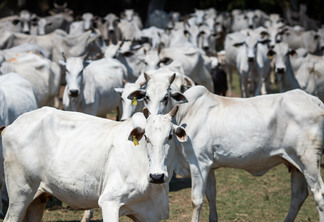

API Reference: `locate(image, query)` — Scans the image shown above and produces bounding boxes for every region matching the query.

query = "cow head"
[267,42,296,75]
[115,80,144,121]
[128,106,187,184]
[127,72,188,115]
[61,53,88,99]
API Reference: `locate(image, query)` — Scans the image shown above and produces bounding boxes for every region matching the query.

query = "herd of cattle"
[0,2,324,222]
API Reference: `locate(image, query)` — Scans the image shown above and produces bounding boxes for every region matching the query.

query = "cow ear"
[143,107,150,119]
[114,88,124,93]
[233,42,244,47]
[173,126,187,142]
[288,49,296,57]
[128,127,145,142]
[267,49,276,57]
[171,92,188,104]
[127,89,146,101]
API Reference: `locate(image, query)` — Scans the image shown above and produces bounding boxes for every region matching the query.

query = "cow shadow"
[169,176,191,192]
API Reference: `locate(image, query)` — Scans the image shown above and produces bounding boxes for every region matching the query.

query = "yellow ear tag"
[132,97,137,106]
[268,55,272,60]
[133,135,139,146]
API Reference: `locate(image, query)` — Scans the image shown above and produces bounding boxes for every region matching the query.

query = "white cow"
[160,46,214,91]
[292,53,324,101]
[267,42,300,92]
[62,54,126,117]
[0,52,61,107]
[2,105,187,222]
[280,26,320,54]
[0,72,38,218]
[225,30,270,97]
[69,12,95,35]
[174,85,324,222]
[0,29,105,64]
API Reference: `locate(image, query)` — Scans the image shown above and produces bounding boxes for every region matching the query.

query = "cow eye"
[163,95,168,101]
[168,134,172,140]
[144,96,150,102]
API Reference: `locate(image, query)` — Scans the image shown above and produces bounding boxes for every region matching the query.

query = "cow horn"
[168,105,179,118]
[62,52,67,62]
[169,73,176,84]
[122,79,127,85]
[144,72,151,83]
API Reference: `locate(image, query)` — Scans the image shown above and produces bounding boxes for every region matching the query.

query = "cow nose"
[248,57,255,62]
[149,173,165,184]
[276,68,286,74]
[69,89,79,97]
[248,25,253,29]
[203,46,209,51]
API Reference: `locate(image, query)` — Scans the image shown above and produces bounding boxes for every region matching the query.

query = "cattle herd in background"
[1,2,324,222]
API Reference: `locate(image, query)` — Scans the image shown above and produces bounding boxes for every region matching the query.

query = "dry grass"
[8,164,320,222]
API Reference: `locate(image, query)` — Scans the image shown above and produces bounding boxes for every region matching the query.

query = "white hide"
[2,106,186,221]
[0,52,61,107]
[160,46,213,91]
[62,56,126,117]
[175,85,324,222]
[0,72,38,218]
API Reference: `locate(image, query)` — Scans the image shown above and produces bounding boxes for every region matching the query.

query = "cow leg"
[81,209,93,222]
[284,167,308,222]
[225,67,233,97]
[191,166,209,222]
[100,201,120,222]
[205,169,217,222]
[301,161,324,222]
[22,193,50,222]
[3,190,36,222]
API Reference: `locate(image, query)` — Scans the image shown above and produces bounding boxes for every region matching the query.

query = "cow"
[224,29,270,97]
[292,53,324,101]
[0,72,38,218]
[267,42,300,92]
[0,28,105,65]
[159,46,214,91]
[280,26,320,54]
[101,13,122,44]
[0,52,61,108]
[69,12,95,36]
[118,9,143,41]
[174,85,324,222]
[120,9,143,29]
[115,80,145,121]
[61,54,126,117]
[1,105,187,222]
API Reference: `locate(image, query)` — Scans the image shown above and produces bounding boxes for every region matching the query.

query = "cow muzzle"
[149,173,165,184]
[69,89,80,97]
[248,57,255,62]
[276,67,286,74]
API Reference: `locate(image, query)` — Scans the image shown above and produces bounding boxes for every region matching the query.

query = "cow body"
[175,85,324,222]
[0,72,38,218]
[2,106,187,222]
[0,52,61,107]
[62,56,126,117]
